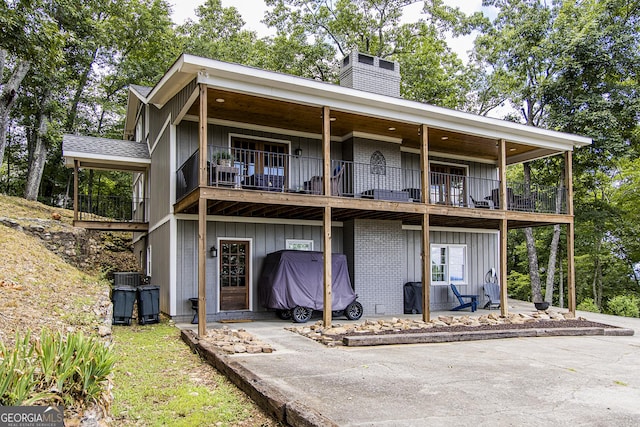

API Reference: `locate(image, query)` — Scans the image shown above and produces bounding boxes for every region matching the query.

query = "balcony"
[176,147,566,215]
[74,194,149,231]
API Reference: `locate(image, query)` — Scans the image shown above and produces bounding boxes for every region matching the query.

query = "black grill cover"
[258,250,356,311]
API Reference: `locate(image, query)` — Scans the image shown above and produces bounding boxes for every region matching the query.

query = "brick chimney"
[339,52,401,98]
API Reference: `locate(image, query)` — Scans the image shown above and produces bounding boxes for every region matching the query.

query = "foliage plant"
[606,295,640,318]
[0,329,115,409]
[576,298,600,313]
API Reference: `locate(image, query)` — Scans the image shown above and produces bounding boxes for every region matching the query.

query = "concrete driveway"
[182,302,640,426]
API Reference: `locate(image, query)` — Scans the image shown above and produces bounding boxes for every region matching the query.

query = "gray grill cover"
[258,250,356,311]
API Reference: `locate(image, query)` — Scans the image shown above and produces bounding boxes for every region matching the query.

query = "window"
[286,239,314,251]
[430,244,466,284]
[231,137,289,178]
[146,246,152,277]
[370,151,386,175]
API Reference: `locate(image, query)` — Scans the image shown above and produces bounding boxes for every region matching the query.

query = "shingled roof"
[62,134,150,170]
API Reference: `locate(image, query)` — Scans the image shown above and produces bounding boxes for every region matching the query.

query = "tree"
[262,0,474,106]
[470,0,640,305]
[0,0,63,177]
[7,0,177,200]
[177,0,260,65]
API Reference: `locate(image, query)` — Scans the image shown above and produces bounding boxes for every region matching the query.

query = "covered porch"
[62,134,150,232]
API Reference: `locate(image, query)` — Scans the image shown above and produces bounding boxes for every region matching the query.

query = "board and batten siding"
[149,129,171,224]
[403,228,499,310]
[174,219,344,321]
[148,221,171,315]
[149,78,197,141]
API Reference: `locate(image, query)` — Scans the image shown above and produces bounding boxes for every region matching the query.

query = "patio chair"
[450,284,478,312]
[305,164,344,196]
[483,282,501,309]
[470,195,493,209]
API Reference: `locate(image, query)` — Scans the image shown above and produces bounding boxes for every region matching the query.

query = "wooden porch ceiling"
[187,88,542,163]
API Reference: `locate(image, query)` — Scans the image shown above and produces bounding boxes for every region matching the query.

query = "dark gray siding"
[149,130,170,223]
[150,78,197,140]
[149,221,171,315]
[175,219,344,320]
[403,228,499,310]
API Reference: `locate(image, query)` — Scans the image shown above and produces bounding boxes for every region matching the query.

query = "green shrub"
[606,295,640,318]
[0,332,53,406]
[577,297,600,313]
[507,270,531,301]
[0,329,116,408]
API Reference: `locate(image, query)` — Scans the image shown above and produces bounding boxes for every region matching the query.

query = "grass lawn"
[111,321,278,426]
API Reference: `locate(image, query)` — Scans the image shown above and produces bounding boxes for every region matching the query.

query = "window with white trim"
[430,244,466,284]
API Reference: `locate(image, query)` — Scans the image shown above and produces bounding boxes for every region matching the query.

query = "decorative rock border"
[199,326,274,354]
[288,311,634,347]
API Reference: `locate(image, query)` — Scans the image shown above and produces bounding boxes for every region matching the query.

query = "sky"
[169,0,494,63]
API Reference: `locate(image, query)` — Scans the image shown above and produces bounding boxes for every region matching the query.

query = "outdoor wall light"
[295,148,303,156]
[210,246,218,258]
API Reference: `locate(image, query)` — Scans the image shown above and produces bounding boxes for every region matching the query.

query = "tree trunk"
[591,240,602,309]
[558,246,564,308]
[525,227,542,302]
[66,49,98,131]
[523,161,542,302]
[544,168,565,303]
[24,92,50,201]
[0,50,30,166]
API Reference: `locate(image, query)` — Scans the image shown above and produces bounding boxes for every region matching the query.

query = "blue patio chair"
[450,284,478,312]
[483,283,501,309]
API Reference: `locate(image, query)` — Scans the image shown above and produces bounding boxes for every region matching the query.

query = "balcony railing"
[78,194,147,222]
[175,147,567,214]
[429,172,499,208]
[504,182,567,214]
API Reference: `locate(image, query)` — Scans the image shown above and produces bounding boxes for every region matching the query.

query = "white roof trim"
[145,54,591,152]
[64,151,151,168]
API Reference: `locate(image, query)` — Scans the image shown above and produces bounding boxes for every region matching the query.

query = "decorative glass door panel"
[219,240,250,311]
[430,164,466,206]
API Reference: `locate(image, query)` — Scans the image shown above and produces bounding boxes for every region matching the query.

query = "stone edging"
[343,326,635,346]
[181,329,338,427]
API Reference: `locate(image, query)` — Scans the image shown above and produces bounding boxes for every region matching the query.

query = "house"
[62,52,591,335]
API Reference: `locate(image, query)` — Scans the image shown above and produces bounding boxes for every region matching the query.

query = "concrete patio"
[179,300,640,426]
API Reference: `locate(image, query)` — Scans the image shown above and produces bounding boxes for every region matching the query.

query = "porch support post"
[420,125,429,204]
[73,160,79,222]
[323,206,332,327]
[322,106,331,196]
[199,84,208,187]
[498,139,509,316]
[197,83,208,336]
[420,124,430,322]
[499,219,508,316]
[421,213,430,322]
[565,151,576,314]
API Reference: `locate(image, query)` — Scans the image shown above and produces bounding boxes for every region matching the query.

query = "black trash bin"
[403,282,423,314]
[112,285,137,325]
[137,285,160,324]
